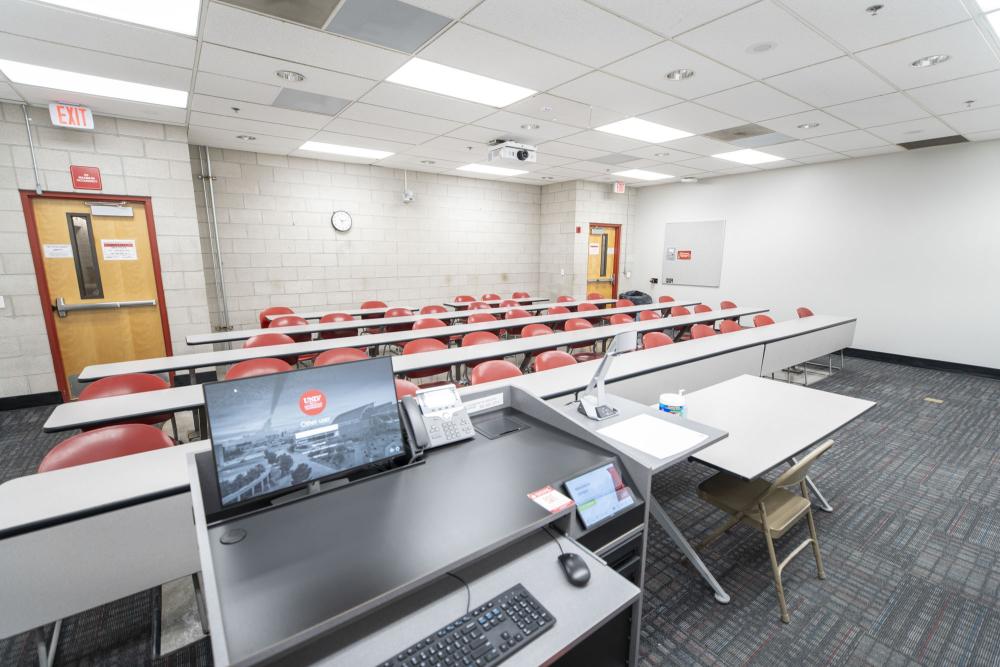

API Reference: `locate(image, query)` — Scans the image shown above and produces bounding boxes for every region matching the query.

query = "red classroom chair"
[225,358,292,380]
[244,332,297,365]
[468,313,497,324]
[720,320,743,334]
[578,303,600,316]
[512,291,531,299]
[797,307,815,318]
[461,331,502,374]
[533,351,577,372]
[360,300,388,311]
[639,310,661,321]
[38,423,173,473]
[259,306,293,329]
[470,360,522,385]
[670,306,691,317]
[565,318,602,362]
[720,300,737,309]
[402,338,451,386]
[318,313,358,340]
[557,296,575,303]
[468,302,491,310]
[268,315,311,343]
[615,299,634,308]
[482,293,502,301]
[420,305,448,315]
[78,373,171,429]
[413,317,449,345]
[609,314,634,325]
[693,304,712,314]
[395,379,419,399]
[642,332,673,349]
[691,324,716,339]
[504,308,531,337]
[587,292,602,300]
[658,296,675,304]
[499,299,520,308]
[522,324,553,337]
[547,305,571,329]
[453,295,476,307]
[315,347,369,366]
[754,314,776,327]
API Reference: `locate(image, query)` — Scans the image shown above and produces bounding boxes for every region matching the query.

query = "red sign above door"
[677,250,692,260]
[70,165,102,191]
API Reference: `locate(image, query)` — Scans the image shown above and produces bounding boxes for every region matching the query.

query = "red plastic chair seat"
[259,306,293,329]
[225,358,292,379]
[533,351,577,372]
[38,424,174,473]
[657,296,675,304]
[643,332,673,349]
[402,338,450,383]
[244,332,297,365]
[319,313,358,340]
[315,347,369,366]
[78,373,172,430]
[691,324,716,339]
[470,360,522,385]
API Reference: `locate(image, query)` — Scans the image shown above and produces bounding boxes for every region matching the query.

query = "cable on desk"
[543,526,566,555]
[445,572,471,614]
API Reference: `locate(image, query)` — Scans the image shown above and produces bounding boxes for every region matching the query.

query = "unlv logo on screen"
[299,390,327,416]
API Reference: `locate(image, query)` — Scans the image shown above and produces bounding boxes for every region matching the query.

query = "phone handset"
[400,385,475,454]
[400,395,430,461]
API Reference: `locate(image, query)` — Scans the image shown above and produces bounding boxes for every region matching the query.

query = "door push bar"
[54,296,157,318]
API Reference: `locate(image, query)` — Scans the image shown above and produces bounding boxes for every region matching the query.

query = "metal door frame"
[20,190,173,400]
[587,222,622,299]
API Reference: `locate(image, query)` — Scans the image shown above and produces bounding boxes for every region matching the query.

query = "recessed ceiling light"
[419,160,436,165]
[299,141,394,159]
[520,123,540,130]
[275,70,306,82]
[457,164,528,176]
[746,41,776,54]
[0,59,187,107]
[679,177,699,183]
[713,149,785,165]
[911,54,950,68]
[540,176,555,180]
[34,0,200,35]
[664,68,695,81]
[987,11,1000,35]
[236,135,256,141]
[976,0,1000,11]
[595,118,692,143]
[387,58,535,107]
[540,106,553,113]
[613,169,674,181]
[797,122,821,129]
[653,152,670,157]
[903,129,924,135]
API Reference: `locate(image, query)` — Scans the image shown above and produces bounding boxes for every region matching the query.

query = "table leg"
[648,498,730,604]
[788,456,834,512]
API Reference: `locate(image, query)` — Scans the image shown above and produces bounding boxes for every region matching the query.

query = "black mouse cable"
[543,526,566,555]
[444,572,471,615]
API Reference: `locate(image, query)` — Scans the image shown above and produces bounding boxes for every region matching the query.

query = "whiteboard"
[661,220,726,287]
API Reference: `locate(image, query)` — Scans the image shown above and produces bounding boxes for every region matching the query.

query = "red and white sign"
[677,250,692,260]
[612,181,626,194]
[70,165,102,190]
[299,390,327,416]
[101,239,138,261]
[49,103,95,130]
[527,486,575,514]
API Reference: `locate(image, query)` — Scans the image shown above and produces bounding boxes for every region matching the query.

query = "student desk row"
[282,296,559,322]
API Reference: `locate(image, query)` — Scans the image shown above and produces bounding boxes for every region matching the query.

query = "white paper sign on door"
[101,239,138,261]
[43,244,73,259]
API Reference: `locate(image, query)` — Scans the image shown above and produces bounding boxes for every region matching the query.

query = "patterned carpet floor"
[1,358,998,666]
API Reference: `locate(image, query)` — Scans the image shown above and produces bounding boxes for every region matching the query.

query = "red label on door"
[70,165,102,190]
[677,250,692,260]
[299,390,327,416]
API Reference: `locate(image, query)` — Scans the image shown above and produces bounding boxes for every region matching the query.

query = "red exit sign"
[49,103,94,130]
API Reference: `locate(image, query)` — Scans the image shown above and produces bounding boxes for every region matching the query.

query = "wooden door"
[23,193,171,399]
[586,224,620,299]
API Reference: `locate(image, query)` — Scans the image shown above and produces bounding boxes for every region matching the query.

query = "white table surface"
[267,305,417,321]
[688,374,875,479]
[443,296,550,307]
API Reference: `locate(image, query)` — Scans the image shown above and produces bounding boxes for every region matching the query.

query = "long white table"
[188,299,667,346]
[80,301,705,382]
[443,296,549,308]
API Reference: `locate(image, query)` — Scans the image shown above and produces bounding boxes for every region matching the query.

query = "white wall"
[625,140,1000,369]
[0,103,209,397]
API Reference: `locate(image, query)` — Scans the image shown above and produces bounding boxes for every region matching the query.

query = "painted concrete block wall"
[0,103,209,397]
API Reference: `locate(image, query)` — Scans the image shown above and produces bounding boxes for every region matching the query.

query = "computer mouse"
[558,552,591,587]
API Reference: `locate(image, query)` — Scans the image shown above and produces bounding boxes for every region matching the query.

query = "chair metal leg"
[649,498,730,604]
[805,508,826,580]
[788,456,834,512]
[191,572,210,635]
[35,619,60,667]
[169,415,179,442]
[759,506,790,624]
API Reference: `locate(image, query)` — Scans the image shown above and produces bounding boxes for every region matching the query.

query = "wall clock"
[331,210,353,232]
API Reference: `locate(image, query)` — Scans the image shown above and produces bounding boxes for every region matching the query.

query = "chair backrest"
[691,324,716,339]
[772,440,834,489]
[638,310,661,321]
[505,308,531,319]
[268,315,311,343]
[533,351,577,372]
[462,331,500,346]
[693,304,712,314]
[79,373,168,401]
[564,318,593,332]
[412,318,446,331]
[225,358,292,380]
[420,305,447,314]
[547,306,571,315]
[402,338,448,355]
[670,306,690,317]
[482,293,502,301]
[385,307,412,318]
[720,300,737,309]
[587,292,602,300]
[796,307,815,318]
[556,296,575,303]
[522,324,553,337]
[615,298,634,308]
[259,306,293,329]
[719,320,742,334]
[244,332,295,348]
[453,295,475,303]
[360,300,387,309]
[609,314,634,325]
[395,379,419,399]
[315,347,369,366]
[754,314,775,327]
[657,295,675,304]
[578,303,599,312]
[642,332,673,349]
[468,313,497,324]
[468,302,491,310]
[499,299,520,308]
[319,312,358,340]
[38,423,173,473]
[512,291,531,299]
[470,360,522,385]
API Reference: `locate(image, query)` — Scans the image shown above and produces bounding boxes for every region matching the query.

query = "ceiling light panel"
[386,58,536,107]
[978,0,1000,10]
[326,0,451,53]
[613,168,674,181]
[299,141,394,159]
[34,0,200,35]
[596,117,693,143]
[0,59,187,107]
[712,149,785,165]
[457,163,528,176]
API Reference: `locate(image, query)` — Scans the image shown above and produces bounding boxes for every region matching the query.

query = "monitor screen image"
[204,357,406,509]
[564,462,635,529]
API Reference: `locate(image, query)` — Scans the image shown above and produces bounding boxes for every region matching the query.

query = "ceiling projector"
[488,141,537,163]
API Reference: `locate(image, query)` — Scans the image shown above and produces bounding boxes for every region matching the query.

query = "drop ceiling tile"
[675,1,844,79]
[638,102,744,135]
[535,141,610,160]
[533,164,594,177]
[323,118,437,144]
[965,129,1000,141]
[650,163,704,177]
[187,111,317,139]
[191,94,332,128]
[289,148,388,165]
[621,144,700,162]
[940,104,1000,134]
[809,129,889,151]
[868,116,958,144]
[400,0,482,19]
[403,135,487,161]
[676,156,744,171]
[842,145,906,158]
[765,57,895,107]
[756,159,800,170]
[712,166,759,176]
[188,125,304,154]
[561,160,620,175]
[203,2,407,81]
[462,0,661,68]
[503,94,625,129]
[906,70,1000,115]
[373,154,464,172]
[361,83,495,123]
[559,130,648,152]
[307,131,412,154]
[197,44,375,100]
[761,140,832,159]
[760,110,857,138]
[587,0,758,38]
[603,41,751,99]
[14,84,188,124]
[779,0,973,52]
[446,125,506,143]
[826,93,928,127]
[0,83,23,102]
[194,72,280,105]
[326,0,450,53]
[1,0,196,68]
[417,24,589,91]
[549,72,680,116]
[338,103,461,135]
[473,111,582,143]
[796,152,849,164]
[660,135,737,155]
[697,82,811,121]
[856,22,1000,90]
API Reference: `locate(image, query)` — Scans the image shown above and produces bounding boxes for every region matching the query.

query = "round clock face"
[331,210,353,232]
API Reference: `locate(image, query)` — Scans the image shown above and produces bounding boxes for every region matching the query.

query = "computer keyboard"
[379,583,554,667]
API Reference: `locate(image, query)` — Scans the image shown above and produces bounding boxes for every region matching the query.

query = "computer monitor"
[204,357,407,513]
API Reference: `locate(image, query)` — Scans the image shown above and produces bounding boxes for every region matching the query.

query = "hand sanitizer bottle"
[659,389,686,417]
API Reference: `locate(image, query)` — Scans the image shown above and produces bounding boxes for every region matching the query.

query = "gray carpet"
[1,358,998,666]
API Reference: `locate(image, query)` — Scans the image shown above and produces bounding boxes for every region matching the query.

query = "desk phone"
[401,384,475,451]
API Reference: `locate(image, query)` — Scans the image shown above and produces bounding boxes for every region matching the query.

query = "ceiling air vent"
[221,0,345,28]
[897,135,968,150]
[705,124,794,148]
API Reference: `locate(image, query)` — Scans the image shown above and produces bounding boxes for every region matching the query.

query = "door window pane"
[66,213,104,299]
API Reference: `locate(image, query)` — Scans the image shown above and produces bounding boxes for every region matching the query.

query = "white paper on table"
[598,413,707,460]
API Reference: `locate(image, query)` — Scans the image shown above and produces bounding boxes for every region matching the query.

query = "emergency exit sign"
[49,103,94,130]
